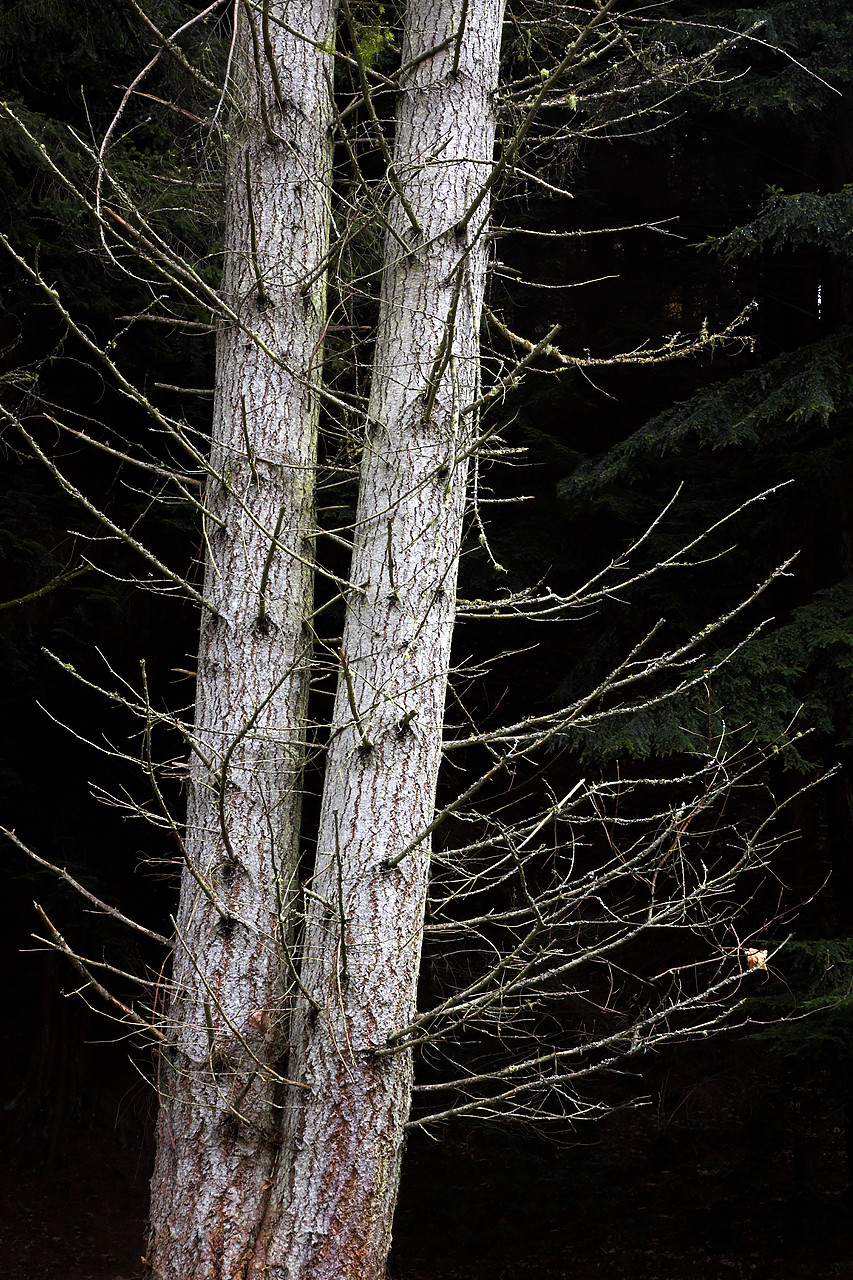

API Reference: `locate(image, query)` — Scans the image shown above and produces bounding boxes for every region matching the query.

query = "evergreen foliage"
[694,0,853,121]
[0,0,210,888]
[710,185,853,261]
[554,577,853,768]
[542,0,853,770]
[562,330,853,492]
[748,937,853,1067]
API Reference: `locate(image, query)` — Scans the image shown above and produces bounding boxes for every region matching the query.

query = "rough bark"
[248,3,506,1277]
[147,4,336,1276]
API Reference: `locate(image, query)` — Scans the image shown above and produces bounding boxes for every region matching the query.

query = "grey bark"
[247,3,506,1277]
[147,4,336,1276]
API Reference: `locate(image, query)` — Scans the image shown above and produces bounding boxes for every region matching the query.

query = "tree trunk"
[147,4,336,1276]
[249,4,505,1276]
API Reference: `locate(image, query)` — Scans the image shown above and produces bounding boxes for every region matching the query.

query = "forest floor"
[1,1036,851,1280]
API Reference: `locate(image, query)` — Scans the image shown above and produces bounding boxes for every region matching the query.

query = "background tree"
[549,0,853,1184]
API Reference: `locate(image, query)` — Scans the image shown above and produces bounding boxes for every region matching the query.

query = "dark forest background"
[1,2,852,1276]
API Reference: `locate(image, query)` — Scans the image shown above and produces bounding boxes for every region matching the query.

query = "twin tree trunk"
[148,2,505,1278]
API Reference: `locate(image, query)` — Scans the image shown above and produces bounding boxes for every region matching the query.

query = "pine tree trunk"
[249,4,505,1276]
[146,4,336,1276]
